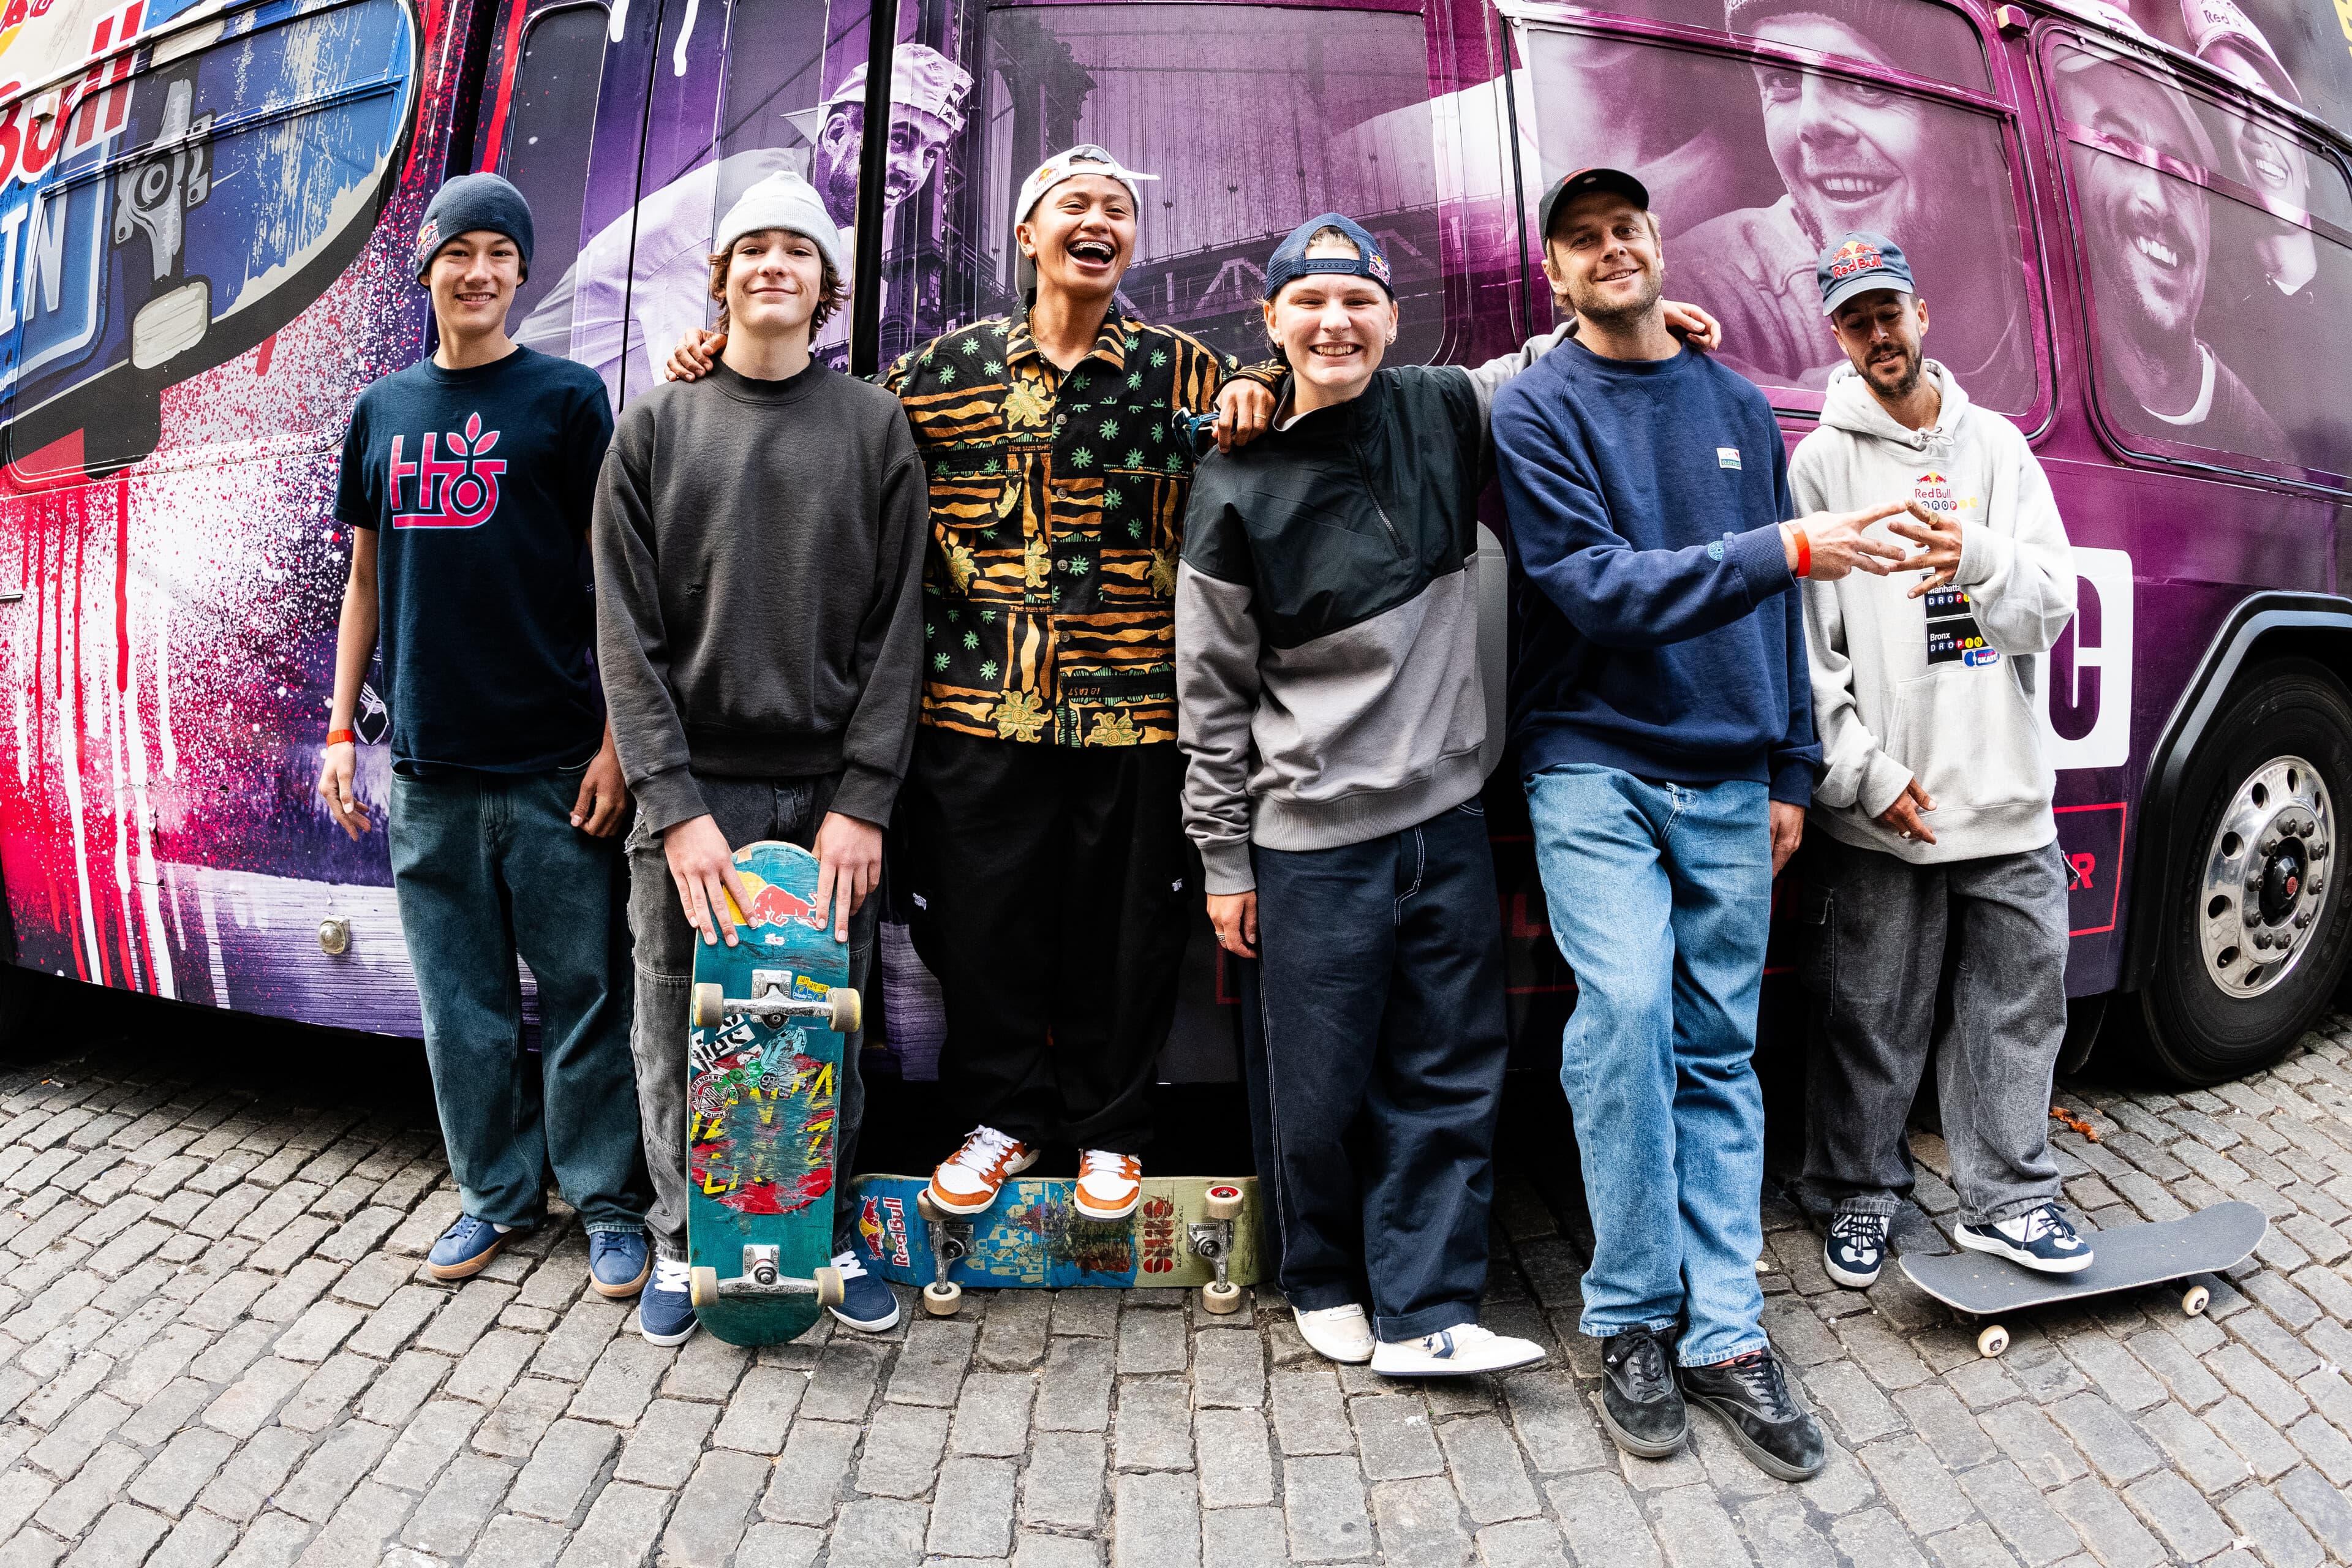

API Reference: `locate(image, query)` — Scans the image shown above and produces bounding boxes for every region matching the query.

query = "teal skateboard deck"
[1901,1200,2265,1358]
[684,840,861,1346]
[847,1172,1267,1316]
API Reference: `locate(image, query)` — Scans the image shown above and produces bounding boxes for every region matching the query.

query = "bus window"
[1570,0,1990,95]
[2051,40,2352,484]
[1512,13,2038,415]
[499,3,608,338]
[962,4,1444,366]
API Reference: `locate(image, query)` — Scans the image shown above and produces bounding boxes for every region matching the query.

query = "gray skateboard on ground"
[1901,1200,2266,1358]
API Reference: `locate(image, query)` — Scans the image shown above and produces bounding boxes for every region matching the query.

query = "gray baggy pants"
[625,772,873,1262]
[1799,836,2070,1227]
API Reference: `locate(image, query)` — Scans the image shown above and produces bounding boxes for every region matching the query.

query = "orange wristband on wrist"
[326,728,356,747]
[1791,527,1812,579]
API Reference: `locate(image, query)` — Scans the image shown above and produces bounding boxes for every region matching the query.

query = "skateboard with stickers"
[846,1173,1266,1316]
[682,840,862,1346]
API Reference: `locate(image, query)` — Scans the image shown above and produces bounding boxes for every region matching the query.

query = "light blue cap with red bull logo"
[1816,230,1915,317]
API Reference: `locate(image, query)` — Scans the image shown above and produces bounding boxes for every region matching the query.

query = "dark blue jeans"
[386,764,649,1234]
[1247,801,1509,1341]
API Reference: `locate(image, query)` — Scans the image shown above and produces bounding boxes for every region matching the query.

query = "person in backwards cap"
[665,146,1281,1229]
[317,173,653,1298]
[594,171,927,1346]
[1178,213,1727,1376]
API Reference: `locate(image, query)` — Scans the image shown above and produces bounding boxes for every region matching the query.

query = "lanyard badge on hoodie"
[1913,468,1996,668]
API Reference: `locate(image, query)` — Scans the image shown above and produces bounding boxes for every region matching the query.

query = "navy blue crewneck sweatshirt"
[1491,338,1817,804]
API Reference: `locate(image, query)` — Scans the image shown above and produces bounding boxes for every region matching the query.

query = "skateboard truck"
[687,1244,845,1311]
[690,970,861,1035]
[914,1191,974,1316]
[1189,1184,1246,1314]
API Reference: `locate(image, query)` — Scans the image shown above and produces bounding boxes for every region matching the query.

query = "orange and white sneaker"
[927,1126,1038,1215]
[1073,1150,1142,1221]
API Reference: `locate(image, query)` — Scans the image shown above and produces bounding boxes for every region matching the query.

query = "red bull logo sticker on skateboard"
[858,1194,912,1267]
[725,871,831,945]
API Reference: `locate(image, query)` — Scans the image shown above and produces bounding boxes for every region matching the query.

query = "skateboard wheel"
[814,1267,845,1310]
[829,987,862,1035]
[916,1191,945,1224]
[922,1281,962,1316]
[1202,1280,1243,1315]
[688,1266,718,1310]
[690,982,725,1030]
[1204,1185,1245,1222]
[2183,1284,2211,1316]
[1977,1324,2010,1358]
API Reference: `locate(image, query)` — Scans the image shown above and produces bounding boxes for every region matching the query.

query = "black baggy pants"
[1243,801,1510,1341]
[899,728,1191,1153]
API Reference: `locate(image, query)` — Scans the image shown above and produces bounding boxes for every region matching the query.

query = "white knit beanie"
[712,172,844,277]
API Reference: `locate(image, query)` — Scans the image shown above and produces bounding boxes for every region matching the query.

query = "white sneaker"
[1072,1150,1142,1221]
[1371,1323,1546,1378]
[1294,1304,1375,1364]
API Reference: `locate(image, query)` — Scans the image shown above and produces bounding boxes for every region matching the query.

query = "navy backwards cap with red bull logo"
[1536,167,1651,243]
[1264,213,1393,300]
[1815,230,1914,317]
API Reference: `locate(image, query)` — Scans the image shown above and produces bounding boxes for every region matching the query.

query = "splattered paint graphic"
[688,1021,835,1217]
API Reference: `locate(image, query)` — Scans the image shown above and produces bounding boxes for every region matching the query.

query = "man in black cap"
[317,172,652,1296]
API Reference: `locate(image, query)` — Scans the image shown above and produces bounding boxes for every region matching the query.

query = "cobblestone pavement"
[2,1019,2352,1568]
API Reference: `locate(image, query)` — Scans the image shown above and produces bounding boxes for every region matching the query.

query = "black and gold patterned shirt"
[885,312,1276,747]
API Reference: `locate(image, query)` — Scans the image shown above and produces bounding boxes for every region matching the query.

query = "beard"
[1864,340,1924,398]
[1569,263,1662,330]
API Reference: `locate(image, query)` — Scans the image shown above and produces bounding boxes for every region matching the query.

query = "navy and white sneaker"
[638,1258,699,1345]
[1823,1210,1888,1289]
[589,1231,651,1298]
[1956,1202,2094,1274]
[426,1215,511,1281]
[829,1251,901,1332]
[1370,1323,1546,1378]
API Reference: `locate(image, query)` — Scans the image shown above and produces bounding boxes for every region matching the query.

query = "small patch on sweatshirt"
[1717,447,1741,470]
[1706,530,1737,562]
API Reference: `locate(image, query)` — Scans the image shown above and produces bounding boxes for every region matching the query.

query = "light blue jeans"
[1524,763,1771,1366]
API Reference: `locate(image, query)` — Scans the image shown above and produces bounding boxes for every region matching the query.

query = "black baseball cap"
[1537,167,1651,242]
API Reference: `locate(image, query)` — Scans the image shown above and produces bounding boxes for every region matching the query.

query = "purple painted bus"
[0,0,2346,1090]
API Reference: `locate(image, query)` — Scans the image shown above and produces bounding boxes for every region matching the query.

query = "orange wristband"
[326,728,356,747]
[1791,527,1812,579]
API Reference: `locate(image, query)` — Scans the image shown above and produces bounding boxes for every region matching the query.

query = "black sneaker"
[1955,1202,2094,1274]
[1679,1348,1828,1480]
[1822,1210,1888,1289]
[1597,1325,1687,1458]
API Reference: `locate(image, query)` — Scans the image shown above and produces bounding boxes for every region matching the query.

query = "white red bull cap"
[1014,145,1158,294]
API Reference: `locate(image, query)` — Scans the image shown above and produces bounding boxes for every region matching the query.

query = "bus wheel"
[2143,659,2352,1084]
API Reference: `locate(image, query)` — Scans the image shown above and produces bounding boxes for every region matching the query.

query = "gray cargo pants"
[1799,835,2070,1227]
[625,771,874,1262]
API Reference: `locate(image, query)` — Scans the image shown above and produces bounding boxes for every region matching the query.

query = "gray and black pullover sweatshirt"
[593,358,929,835]
[1177,330,1567,895]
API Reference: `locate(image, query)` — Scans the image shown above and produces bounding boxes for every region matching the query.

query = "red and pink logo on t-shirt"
[387,412,504,528]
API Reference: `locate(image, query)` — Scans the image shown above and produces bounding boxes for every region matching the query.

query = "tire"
[2140,658,2352,1083]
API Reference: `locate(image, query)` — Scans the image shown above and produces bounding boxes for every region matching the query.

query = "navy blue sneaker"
[639,1258,698,1345]
[590,1231,650,1298]
[830,1250,900,1332]
[1956,1202,2094,1274]
[426,1215,510,1281]
[1823,1210,1888,1289]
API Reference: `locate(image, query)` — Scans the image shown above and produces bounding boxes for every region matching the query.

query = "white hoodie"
[1790,361,2076,864]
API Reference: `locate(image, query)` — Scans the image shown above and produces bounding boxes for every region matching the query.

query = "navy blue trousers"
[1240,801,1510,1341]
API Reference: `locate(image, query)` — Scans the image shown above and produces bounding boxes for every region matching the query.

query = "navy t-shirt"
[335,345,614,772]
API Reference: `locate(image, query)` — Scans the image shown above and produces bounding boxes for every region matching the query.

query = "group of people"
[317,132,2086,1482]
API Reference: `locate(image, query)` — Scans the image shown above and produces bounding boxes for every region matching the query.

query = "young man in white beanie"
[665,146,1279,1227]
[594,171,929,1343]
[1789,230,2089,1292]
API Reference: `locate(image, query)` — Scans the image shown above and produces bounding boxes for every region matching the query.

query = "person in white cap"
[592,170,930,1344]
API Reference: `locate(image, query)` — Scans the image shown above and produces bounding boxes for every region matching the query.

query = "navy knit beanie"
[414,173,534,283]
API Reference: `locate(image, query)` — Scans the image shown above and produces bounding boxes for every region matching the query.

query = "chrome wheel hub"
[2199,755,2331,998]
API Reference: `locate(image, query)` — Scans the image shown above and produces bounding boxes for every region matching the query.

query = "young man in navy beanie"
[318,171,654,1295]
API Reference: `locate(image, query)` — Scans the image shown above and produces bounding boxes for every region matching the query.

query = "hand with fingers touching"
[1660,298,1723,353]
[665,813,751,947]
[1876,778,1938,845]
[1888,505,1965,598]
[1207,891,1257,958]
[1215,379,1274,453]
[811,811,883,944]
[665,326,725,383]
[316,742,372,840]
[1781,499,1920,582]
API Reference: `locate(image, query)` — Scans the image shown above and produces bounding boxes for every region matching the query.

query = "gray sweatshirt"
[593,359,929,835]
[1790,361,2075,863]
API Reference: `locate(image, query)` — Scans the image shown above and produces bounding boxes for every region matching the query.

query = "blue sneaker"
[1956,1202,2095,1275]
[426,1215,511,1281]
[639,1258,698,1345]
[830,1250,900,1332]
[589,1231,650,1298]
